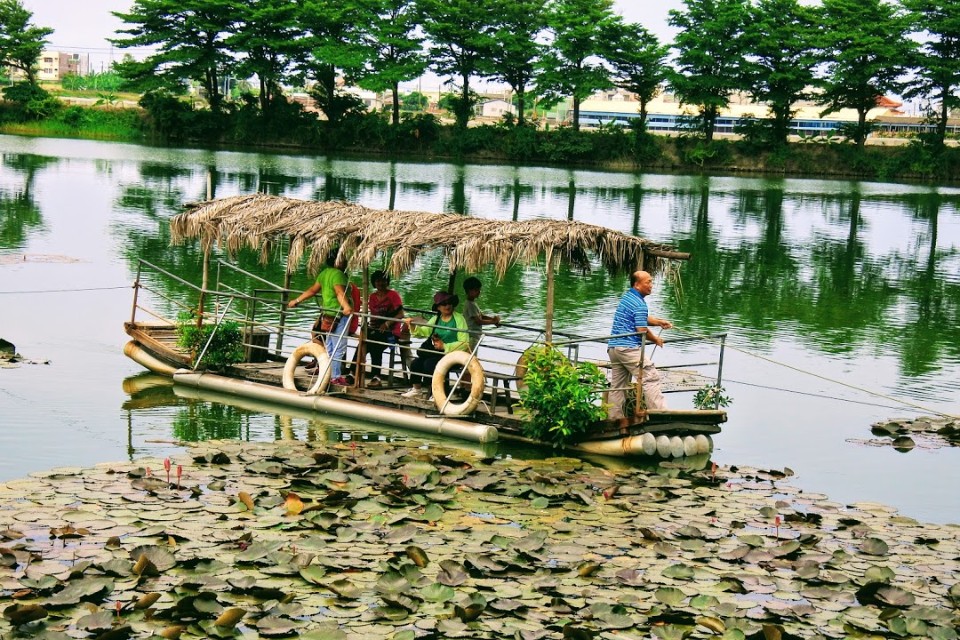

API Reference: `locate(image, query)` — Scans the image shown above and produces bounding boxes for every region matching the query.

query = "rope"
[0,286,131,294]
[723,378,907,411]
[672,327,957,419]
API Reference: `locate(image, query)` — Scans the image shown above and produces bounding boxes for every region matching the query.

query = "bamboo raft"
[122,194,729,458]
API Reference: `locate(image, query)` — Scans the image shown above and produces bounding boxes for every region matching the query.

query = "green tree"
[740,0,818,147]
[111,0,237,114]
[537,0,618,131]
[418,0,497,128]
[353,0,426,126]
[0,0,53,86]
[902,0,960,148]
[606,19,669,133]
[298,0,368,125]
[815,0,915,149]
[437,92,457,115]
[488,0,547,127]
[401,90,428,111]
[229,0,302,113]
[669,0,749,142]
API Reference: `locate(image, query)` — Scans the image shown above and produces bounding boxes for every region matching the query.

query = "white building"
[8,50,90,81]
[477,99,516,119]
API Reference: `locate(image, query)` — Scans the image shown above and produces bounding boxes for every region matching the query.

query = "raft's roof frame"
[170,193,690,279]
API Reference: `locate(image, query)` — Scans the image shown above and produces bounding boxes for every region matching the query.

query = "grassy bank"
[3,101,960,184]
[0,105,144,141]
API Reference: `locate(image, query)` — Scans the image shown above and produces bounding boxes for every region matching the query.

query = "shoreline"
[3,123,959,186]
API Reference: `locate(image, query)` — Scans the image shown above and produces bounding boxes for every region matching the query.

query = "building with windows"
[8,50,90,81]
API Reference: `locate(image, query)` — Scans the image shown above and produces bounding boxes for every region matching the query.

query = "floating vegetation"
[870,416,960,451]
[0,352,49,368]
[1,440,958,639]
[0,254,82,265]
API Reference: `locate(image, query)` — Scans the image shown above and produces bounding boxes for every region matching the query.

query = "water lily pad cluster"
[0,344,48,369]
[870,416,960,451]
[0,440,958,639]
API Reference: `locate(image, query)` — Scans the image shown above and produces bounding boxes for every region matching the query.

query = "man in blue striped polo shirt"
[607,270,672,419]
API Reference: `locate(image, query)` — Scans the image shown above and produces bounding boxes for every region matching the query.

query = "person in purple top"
[607,270,673,419]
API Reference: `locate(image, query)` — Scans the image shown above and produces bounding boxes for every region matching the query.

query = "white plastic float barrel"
[669,436,684,458]
[641,432,657,456]
[656,435,671,458]
[683,436,698,457]
[695,434,712,455]
[564,431,714,459]
[173,370,498,443]
[431,351,485,416]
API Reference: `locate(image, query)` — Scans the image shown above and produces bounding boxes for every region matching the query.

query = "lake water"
[1,134,958,523]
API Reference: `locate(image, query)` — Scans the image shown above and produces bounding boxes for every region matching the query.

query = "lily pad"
[859,537,889,556]
[654,586,687,606]
[422,583,456,603]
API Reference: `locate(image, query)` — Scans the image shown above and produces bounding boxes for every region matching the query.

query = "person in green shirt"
[288,252,354,384]
[400,290,469,398]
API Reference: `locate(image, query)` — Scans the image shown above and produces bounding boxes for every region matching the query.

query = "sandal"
[368,377,382,388]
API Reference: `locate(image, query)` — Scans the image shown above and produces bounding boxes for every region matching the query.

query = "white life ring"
[431,350,486,416]
[282,342,331,395]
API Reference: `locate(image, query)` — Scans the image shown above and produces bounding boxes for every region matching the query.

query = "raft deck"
[124,321,725,442]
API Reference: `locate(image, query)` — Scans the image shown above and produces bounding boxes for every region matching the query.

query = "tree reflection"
[896,192,960,376]
[445,165,468,214]
[0,153,55,249]
[95,153,960,379]
[172,402,247,442]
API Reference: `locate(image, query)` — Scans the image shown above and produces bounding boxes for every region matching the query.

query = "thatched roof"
[170,193,689,278]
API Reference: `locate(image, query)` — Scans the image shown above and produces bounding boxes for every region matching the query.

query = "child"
[462,276,501,352]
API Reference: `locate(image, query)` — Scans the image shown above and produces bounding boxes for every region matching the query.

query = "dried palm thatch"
[170,193,689,278]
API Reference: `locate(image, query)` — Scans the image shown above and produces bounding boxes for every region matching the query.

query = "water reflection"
[0,153,55,249]
[120,374,500,460]
[1,135,958,522]
[102,158,960,383]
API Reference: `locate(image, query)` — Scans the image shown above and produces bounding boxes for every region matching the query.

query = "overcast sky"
[21,0,683,75]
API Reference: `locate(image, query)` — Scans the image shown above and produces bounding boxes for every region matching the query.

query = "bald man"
[607,270,672,419]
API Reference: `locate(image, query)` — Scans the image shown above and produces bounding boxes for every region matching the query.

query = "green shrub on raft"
[176,313,244,369]
[518,345,608,447]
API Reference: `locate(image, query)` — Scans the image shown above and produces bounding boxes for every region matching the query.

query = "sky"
[21,0,684,76]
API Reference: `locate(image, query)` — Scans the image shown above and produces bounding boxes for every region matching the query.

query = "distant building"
[477,99,516,119]
[8,50,90,81]
[574,92,911,138]
[342,86,384,112]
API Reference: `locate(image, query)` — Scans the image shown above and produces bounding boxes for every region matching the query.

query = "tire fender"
[282,342,331,395]
[431,350,485,415]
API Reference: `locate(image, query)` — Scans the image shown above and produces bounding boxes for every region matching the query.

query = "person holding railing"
[462,276,500,352]
[400,291,469,398]
[607,270,672,419]
[287,250,353,385]
[363,270,404,388]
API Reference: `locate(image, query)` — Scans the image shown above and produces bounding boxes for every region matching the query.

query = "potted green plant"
[518,345,608,447]
[176,312,244,370]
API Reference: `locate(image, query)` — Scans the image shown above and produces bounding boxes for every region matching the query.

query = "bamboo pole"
[196,171,214,328]
[545,250,555,343]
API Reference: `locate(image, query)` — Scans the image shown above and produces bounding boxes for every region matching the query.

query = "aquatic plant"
[0,439,958,640]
